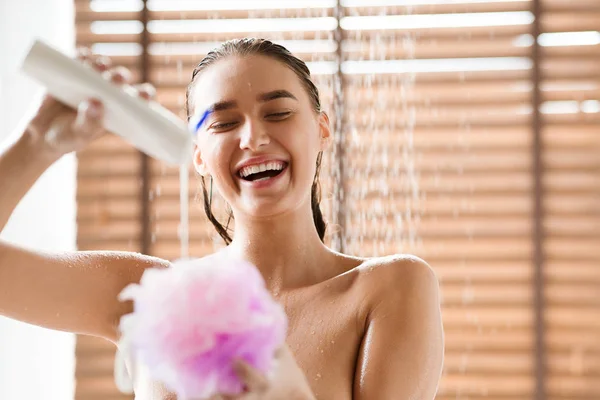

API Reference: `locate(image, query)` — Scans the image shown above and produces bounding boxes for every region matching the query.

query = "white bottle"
[20,39,193,165]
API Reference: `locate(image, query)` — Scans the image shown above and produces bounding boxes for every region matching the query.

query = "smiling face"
[190,55,331,218]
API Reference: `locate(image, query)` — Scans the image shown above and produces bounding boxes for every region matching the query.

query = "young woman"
[0,38,443,399]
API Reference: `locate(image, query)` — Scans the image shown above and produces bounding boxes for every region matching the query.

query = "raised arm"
[0,52,168,343]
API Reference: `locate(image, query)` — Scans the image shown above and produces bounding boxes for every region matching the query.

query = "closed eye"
[210,121,238,130]
[266,111,292,120]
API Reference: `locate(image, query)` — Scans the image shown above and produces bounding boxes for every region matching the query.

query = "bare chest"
[132,271,366,400]
[278,281,365,400]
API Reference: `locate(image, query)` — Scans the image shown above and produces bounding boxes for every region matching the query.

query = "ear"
[193,144,210,176]
[318,111,332,151]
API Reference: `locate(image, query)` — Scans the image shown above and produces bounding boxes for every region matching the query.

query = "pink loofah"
[117,255,287,399]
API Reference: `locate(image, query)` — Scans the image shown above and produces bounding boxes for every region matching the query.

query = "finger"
[102,66,131,85]
[73,98,104,136]
[233,359,269,393]
[92,55,112,73]
[76,47,92,62]
[76,48,96,70]
[75,47,111,73]
[134,83,156,101]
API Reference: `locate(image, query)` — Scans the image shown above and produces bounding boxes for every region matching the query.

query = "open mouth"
[237,162,288,182]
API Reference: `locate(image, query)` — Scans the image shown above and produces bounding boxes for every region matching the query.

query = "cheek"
[202,138,236,184]
[197,138,221,173]
[283,131,320,179]
[289,126,321,159]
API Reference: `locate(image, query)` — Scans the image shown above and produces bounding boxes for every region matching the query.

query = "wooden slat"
[343,37,531,60]
[544,0,600,12]
[77,239,141,251]
[345,1,531,16]
[547,377,600,396]
[147,30,334,43]
[77,31,143,45]
[541,11,600,32]
[437,374,533,396]
[147,8,335,20]
[442,284,532,306]
[76,11,141,23]
[542,58,600,80]
[542,44,600,62]
[342,24,531,40]
[77,198,140,222]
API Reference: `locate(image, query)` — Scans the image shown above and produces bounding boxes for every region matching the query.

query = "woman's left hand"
[226,345,315,400]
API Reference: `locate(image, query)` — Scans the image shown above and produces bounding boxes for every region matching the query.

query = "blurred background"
[0,0,599,399]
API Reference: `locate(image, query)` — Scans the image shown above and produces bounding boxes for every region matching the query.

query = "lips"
[238,163,288,184]
[233,163,288,190]
[238,160,287,181]
[235,156,287,176]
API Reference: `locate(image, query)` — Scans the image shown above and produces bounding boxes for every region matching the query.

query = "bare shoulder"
[354,254,440,310]
[357,253,436,283]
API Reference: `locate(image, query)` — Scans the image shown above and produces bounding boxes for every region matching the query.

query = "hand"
[224,345,315,400]
[25,47,155,159]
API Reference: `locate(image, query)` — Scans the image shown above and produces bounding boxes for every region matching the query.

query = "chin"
[234,192,310,221]
[239,200,292,219]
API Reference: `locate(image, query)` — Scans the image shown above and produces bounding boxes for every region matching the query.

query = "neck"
[226,200,333,293]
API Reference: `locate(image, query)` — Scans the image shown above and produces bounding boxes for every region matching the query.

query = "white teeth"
[240,161,285,178]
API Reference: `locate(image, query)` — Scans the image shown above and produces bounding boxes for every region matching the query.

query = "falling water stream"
[179,164,189,259]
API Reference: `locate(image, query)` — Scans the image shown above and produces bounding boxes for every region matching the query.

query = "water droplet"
[316,373,322,379]
[311,330,315,335]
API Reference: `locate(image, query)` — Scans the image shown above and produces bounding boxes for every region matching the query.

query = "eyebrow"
[206,100,237,113]
[257,90,298,102]
[205,90,298,114]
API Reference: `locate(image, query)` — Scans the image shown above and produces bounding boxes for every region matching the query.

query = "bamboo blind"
[73,1,600,399]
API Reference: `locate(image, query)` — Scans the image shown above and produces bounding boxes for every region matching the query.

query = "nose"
[239,120,270,151]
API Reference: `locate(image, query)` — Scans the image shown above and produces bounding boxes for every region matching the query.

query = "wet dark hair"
[185,38,327,245]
